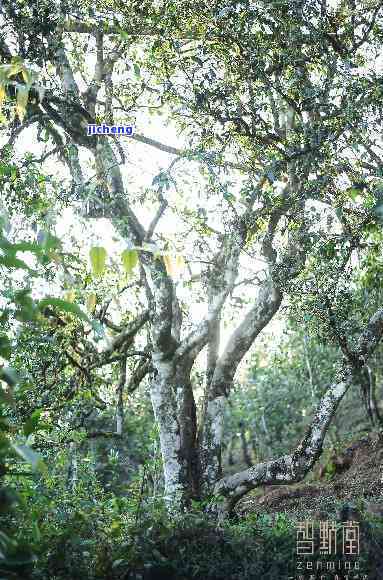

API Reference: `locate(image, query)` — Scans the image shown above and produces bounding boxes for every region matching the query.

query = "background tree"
[1,0,383,517]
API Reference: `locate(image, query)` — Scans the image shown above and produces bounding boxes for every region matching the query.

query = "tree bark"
[149,358,198,510]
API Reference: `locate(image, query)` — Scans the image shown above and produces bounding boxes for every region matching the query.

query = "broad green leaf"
[346,187,359,201]
[0,334,11,359]
[89,246,107,277]
[11,443,46,472]
[0,84,5,107]
[0,254,32,270]
[23,409,42,437]
[11,241,43,254]
[64,290,76,303]
[86,293,97,312]
[163,255,174,276]
[38,297,90,323]
[163,254,185,277]
[31,521,41,543]
[15,85,29,122]
[121,249,138,276]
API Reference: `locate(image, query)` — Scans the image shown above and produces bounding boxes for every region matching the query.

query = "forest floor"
[237,431,383,522]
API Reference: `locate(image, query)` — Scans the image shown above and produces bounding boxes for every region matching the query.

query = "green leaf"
[86,293,97,312]
[9,56,24,77]
[11,241,43,254]
[117,27,130,40]
[38,297,90,323]
[11,444,46,472]
[31,520,41,543]
[121,249,138,276]
[15,85,29,122]
[346,187,359,201]
[133,63,141,77]
[23,409,42,437]
[89,246,107,277]
[0,254,33,271]
[0,334,11,359]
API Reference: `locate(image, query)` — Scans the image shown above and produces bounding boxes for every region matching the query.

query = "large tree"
[1,0,383,515]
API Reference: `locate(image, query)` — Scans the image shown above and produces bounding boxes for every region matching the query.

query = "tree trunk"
[199,279,282,491]
[240,424,252,467]
[150,358,198,510]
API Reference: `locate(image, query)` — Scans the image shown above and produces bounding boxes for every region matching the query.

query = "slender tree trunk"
[367,366,383,427]
[227,436,235,466]
[67,441,78,491]
[250,432,258,461]
[239,424,252,467]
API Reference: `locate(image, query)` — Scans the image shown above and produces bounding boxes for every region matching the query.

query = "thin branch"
[131,133,250,173]
[116,352,127,435]
[99,310,149,360]
[145,193,168,241]
[127,359,153,394]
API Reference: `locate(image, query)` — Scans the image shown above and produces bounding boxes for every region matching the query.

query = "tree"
[1,0,383,516]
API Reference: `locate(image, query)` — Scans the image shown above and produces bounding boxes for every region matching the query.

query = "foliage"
[0,0,383,577]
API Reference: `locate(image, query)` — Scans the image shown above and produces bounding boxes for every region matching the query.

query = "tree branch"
[98,310,149,360]
[131,133,250,173]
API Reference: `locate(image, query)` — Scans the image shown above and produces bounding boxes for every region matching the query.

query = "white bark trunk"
[150,358,197,510]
